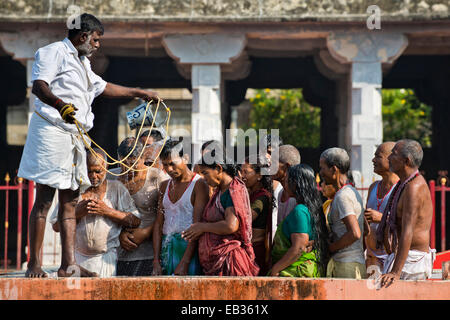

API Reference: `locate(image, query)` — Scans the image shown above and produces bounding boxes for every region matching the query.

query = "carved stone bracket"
[162,33,249,80]
[325,32,408,193]
[327,32,408,84]
[0,30,61,63]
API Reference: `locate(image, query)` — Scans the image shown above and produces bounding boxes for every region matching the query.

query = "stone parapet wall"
[0,0,448,22]
[0,277,449,300]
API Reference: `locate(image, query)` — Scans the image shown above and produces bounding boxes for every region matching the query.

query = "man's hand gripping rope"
[59,103,78,124]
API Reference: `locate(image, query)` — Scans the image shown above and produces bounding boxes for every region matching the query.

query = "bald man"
[72,148,141,277]
[364,142,399,273]
[378,140,435,287]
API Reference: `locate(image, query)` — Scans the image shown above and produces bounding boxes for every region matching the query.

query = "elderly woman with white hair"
[319,147,367,279]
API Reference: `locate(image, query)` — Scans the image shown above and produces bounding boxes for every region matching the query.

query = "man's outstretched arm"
[101,83,159,101]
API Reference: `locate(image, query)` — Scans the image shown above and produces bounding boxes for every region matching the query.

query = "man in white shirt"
[18,13,159,278]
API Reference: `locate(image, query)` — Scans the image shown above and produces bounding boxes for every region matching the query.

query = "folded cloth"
[18,112,91,193]
[383,248,436,280]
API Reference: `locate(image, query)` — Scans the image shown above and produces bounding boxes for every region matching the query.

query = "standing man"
[364,142,399,272]
[319,148,366,279]
[378,140,435,287]
[152,139,210,275]
[18,13,159,277]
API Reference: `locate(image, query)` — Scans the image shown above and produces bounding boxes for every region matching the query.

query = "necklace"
[385,171,419,221]
[375,181,396,211]
[330,182,352,208]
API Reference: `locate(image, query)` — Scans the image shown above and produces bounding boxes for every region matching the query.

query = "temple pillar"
[0,31,60,124]
[327,32,408,192]
[162,34,247,164]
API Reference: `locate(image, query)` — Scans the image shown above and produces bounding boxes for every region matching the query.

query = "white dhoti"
[75,248,117,278]
[383,248,436,280]
[18,112,91,192]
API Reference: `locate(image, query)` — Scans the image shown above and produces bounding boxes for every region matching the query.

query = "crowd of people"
[16,13,435,288]
[47,129,434,287]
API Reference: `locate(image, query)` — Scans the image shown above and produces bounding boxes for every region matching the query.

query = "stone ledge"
[0,14,449,23]
[0,0,449,22]
[0,277,448,300]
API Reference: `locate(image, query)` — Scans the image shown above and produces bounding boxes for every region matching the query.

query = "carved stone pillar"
[327,32,408,191]
[163,34,247,164]
[0,31,61,124]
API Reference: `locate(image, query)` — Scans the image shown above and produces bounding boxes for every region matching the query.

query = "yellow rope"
[71,97,171,177]
[76,98,158,165]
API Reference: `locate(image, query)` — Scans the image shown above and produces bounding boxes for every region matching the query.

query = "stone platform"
[0,276,449,300]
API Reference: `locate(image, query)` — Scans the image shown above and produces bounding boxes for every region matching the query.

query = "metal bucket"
[126,101,168,130]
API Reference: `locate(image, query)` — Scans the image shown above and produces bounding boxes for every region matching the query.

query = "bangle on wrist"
[53,98,62,108]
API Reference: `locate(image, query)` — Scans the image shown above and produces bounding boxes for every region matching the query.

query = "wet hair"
[201,140,221,153]
[199,148,239,178]
[320,147,350,174]
[264,134,283,149]
[117,137,144,159]
[245,154,275,210]
[287,164,329,273]
[279,145,301,166]
[139,129,164,143]
[68,13,104,39]
[397,139,423,168]
[87,147,107,166]
[160,137,184,160]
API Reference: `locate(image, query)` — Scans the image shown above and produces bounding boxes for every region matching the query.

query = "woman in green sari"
[269,164,329,277]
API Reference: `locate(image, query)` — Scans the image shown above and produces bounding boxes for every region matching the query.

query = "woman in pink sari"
[182,150,259,276]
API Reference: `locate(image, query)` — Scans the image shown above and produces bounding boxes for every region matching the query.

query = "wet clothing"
[160,174,202,275]
[114,168,169,262]
[271,205,321,278]
[108,166,169,276]
[198,178,259,276]
[74,180,140,277]
[250,189,272,275]
[116,259,153,277]
[160,233,202,275]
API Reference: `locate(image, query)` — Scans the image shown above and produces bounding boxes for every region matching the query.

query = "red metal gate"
[429,177,449,251]
[1,173,35,272]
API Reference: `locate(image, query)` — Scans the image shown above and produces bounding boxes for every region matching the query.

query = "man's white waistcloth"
[383,248,436,280]
[75,249,117,278]
[18,112,91,193]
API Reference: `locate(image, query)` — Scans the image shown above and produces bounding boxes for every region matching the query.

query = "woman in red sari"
[241,156,274,275]
[181,150,259,276]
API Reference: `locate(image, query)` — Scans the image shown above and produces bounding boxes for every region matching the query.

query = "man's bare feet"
[25,263,48,278]
[57,264,98,277]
